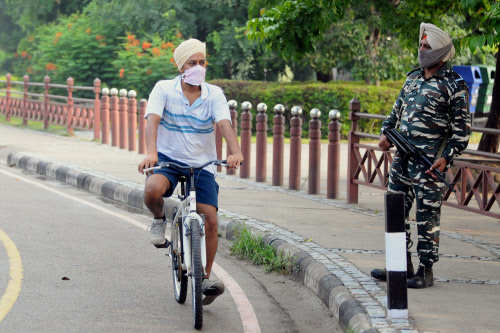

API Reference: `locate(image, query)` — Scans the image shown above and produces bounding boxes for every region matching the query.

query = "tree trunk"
[477,48,500,153]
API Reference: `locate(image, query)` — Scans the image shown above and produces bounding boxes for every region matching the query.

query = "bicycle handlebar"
[143,159,230,173]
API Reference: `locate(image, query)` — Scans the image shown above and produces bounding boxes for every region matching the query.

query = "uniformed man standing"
[371,23,471,288]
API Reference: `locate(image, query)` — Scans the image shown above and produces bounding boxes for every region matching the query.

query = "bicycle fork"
[182,191,207,276]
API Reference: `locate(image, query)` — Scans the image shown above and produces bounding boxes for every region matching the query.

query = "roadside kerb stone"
[0,150,418,333]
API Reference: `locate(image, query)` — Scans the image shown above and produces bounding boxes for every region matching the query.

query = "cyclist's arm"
[138,114,161,173]
[217,119,243,167]
[146,114,161,156]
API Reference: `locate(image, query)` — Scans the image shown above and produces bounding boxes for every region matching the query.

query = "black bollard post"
[385,191,408,319]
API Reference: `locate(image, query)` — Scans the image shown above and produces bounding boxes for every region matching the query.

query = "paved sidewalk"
[1,124,499,333]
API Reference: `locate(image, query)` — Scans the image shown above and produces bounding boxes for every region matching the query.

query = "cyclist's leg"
[192,169,219,277]
[144,153,180,245]
[144,174,171,218]
[144,153,180,218]
[196,203,218,277]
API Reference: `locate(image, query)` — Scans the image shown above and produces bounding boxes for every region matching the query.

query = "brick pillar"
[138,99,147,154]
[289,106,302,190]
[272,104,285,186]
[308,108,321,194]
[227,100,238,175]
[240,101,252,179]
[110,88,119,147]
[327,109,341,199]
[93,78,101,141]
[128,90,137,152]
[101,88,110,144]
[255,102,267,182]
[66,77,74,136]
[347,98,361,204]
[119,89,128,149]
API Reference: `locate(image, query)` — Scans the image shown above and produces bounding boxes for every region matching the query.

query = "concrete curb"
[1,150,378,333]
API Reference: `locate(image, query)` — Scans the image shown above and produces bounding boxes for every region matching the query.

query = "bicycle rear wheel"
[190,220,203,330]
[170,217,187,304]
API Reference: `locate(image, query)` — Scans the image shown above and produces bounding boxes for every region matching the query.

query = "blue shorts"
[152,153,219,210]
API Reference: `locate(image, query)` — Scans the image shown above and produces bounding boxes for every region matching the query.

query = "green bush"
[210,80,400,138]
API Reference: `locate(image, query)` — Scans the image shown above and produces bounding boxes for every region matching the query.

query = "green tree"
[170,0,286,80]
[4,0,91,32]
[0,0,25,71]
[247,0,416,83]
[248,0,500,151]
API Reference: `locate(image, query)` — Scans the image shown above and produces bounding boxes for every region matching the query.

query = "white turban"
[419,23,455,62]
[173,39,206,71]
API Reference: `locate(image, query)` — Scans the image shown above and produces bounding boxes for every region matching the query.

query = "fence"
[0,74,100,136]
[347,100,500,218]
[1,74,499,218]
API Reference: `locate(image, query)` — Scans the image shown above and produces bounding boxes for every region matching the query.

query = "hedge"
[210,80,401,138]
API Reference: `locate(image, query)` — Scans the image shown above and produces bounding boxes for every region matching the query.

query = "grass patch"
[0,114,69,136]
[230,228,294,274]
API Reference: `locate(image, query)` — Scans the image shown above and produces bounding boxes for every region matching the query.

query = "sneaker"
[202,278,225,305]
[150,218,166,246]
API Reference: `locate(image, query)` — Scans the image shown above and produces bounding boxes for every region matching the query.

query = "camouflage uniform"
[381,64,471,267]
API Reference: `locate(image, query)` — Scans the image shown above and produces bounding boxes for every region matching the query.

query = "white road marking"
[213,263,261,333]
[0,167,261,332]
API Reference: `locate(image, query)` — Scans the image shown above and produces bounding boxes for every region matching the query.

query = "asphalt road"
[0,165,340,333]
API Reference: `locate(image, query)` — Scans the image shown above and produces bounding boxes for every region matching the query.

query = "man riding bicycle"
[138,38,243,305]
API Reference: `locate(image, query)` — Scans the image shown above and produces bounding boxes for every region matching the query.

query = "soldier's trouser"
[388,156,443,267]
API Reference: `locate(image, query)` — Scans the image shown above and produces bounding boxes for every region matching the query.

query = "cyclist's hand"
[227,152,243,169]
[138,153,158,175]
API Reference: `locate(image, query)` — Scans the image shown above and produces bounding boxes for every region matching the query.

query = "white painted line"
[213,263,261,333]
[0,168,148,232]
[0,228,23,323]
[0,167,261,332]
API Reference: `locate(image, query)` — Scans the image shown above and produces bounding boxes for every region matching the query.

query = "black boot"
[371,252,414,281]
[407,265,433,288]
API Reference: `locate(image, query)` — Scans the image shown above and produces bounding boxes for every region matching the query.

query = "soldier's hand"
[378,134,391,151]
[138,153,158,175]
[426,157,447,179]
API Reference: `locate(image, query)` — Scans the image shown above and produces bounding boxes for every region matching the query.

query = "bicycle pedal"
[154,240,171,249]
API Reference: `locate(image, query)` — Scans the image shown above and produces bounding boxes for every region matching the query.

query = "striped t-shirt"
[145,76,231,174]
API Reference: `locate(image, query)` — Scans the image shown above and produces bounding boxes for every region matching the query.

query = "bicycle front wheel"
[191,219,203,330]
[171,218,187,304]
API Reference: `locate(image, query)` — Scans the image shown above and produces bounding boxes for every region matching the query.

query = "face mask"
[418,43,452,69]
[182,65,206,86]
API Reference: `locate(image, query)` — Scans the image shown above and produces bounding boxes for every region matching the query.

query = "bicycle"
[144,159,228,330]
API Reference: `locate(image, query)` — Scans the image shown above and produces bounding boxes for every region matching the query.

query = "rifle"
[383,128,454,191]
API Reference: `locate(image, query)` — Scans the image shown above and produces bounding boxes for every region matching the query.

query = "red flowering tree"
[111,33,181,97]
